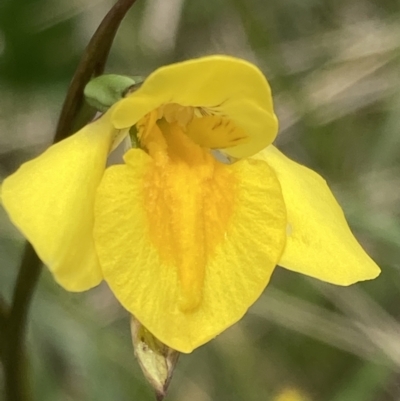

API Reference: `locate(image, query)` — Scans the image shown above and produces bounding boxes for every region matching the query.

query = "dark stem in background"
[0,296,9,360]
[3,1,139,400]
[4,245,41,401]
[55,0,139,141]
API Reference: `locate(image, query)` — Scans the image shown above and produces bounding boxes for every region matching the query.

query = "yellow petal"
[185,115,249,149]
[94,149,286,353]
[111,55,278,158]
[254,145,380,285]
[1,115,120,291]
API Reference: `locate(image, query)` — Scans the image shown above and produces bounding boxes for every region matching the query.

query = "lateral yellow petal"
[94,150,286,353]
[111,56,278,158]
[255,145,380,285]
[1,115,119,291]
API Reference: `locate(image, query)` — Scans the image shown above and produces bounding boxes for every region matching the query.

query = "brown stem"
[55,0,139,142]
[0,296,9,360]
[4,244,41,401]
[3,0,139,400]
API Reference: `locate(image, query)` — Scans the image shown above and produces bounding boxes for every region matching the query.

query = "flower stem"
[2,0,139,399]
[4,244,40,401]
[55,0,139,142]
[0,296,9,360]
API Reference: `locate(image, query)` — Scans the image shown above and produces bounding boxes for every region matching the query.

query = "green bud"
[84,74,144,112]
[131,317,180,400]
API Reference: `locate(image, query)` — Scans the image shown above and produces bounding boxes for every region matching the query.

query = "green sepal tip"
[84,74,144,112]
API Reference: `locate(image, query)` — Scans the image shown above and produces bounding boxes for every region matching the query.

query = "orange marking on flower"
[185,115,249,149]
[140,115,237,312]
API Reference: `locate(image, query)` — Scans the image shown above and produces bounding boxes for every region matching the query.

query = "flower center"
[152,103,249,149]
[137,105,238,312]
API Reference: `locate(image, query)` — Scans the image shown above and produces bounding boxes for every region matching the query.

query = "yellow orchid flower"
[1,55,380,353]
[274,388,309,401]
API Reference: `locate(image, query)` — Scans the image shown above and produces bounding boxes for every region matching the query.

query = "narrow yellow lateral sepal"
[255,145,380,285]
[1,116,119,291]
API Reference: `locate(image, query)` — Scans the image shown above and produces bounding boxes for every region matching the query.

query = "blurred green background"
[1,0,400,400]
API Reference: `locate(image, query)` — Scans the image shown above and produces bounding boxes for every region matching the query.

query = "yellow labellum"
[94,102,287,352]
